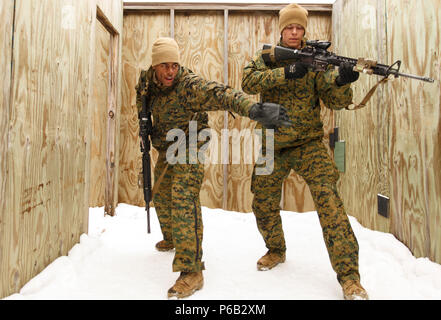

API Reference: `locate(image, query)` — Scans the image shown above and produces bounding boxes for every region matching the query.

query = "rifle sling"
[346,76,391,111]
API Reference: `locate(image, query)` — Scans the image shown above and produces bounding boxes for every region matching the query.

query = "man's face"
[153,62,180,87]
[281,24,305,49]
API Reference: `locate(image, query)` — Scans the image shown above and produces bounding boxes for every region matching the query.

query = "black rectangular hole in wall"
[378,194,390,218]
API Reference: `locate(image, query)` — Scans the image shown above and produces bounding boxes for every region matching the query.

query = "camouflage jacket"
[242,39,353,149]
[136,66,254,151]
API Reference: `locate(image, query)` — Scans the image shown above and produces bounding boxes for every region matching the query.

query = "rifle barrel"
[146,207,151,233]
[392,71,435,83]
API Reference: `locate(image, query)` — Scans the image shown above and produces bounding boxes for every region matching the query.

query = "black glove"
[249,103,292,130]
[284,62,309,80]
[335,62,360,86]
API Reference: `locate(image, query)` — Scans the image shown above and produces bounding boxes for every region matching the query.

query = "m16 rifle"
[139,92,153,233]
[262,40,434,82]
[262,40,434,109]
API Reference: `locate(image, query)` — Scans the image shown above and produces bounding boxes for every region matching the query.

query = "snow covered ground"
[4,204,441,300]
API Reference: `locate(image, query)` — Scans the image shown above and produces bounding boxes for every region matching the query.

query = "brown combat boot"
[257,251,286,271]
[155,240,174,252]
[342,280,369,300]
[167,271,204,299]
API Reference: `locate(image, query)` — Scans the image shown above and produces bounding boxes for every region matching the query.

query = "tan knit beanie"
[151,37,181,66]
[279,3,308,33]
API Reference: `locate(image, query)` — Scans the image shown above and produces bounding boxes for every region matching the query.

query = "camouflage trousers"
[153,151,205,273]
[251,138,360,285]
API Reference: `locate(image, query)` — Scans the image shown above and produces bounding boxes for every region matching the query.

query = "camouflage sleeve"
[135,70,148,114]
[316,66,354,110]
[241,50,286,95]
[182,73,254,118]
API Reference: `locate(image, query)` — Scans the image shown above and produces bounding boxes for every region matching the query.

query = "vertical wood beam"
[0,0,16,298]
[222,9,229,210]
[170,9,175,38]
[84,3,97,231]
[105,31,120,216]
[96,5,120,216]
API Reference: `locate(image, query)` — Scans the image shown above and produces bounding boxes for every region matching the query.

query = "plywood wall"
[0,2,15,289]
[386,0,441,263]
[0,0,123,298]
[119,7,333,213]
[333,0,441,264]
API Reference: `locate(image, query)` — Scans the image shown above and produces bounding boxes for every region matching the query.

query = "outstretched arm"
[183,73,254,117]
[182,73,291,129]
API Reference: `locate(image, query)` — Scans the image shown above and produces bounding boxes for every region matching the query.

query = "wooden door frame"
[96,6,120,216]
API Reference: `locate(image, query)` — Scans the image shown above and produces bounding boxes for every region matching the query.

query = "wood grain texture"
[97,0,124,32]
[0,0,123,298]
[386,0,441,262]
[2,0,92,296]
[89,20,110,208]
[95,2,124,216]
[105,32,121,216]
[0,0,14,299]
[119,13,170,207]
[333,0,441,264]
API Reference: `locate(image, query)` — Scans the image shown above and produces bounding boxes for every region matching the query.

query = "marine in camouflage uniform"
[136,65,254,273]
[136,37,290,298]
[242,4,368,299]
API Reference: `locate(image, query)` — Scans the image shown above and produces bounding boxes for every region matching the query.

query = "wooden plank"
[84,3,98,237]
[0,0,15,299]
[0,0,124,299]
[124,2,333,12]
[105,32,120,216]
[386,0,441,262]
[223,9,229,210]
[97,0,124,32]
[95,3,124,214]
[333,0,441,265]
[3,0,92,296]
[170,9,175,37]
[97,5,119,35]
[90,19,110,208]
[94,6,122,216]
